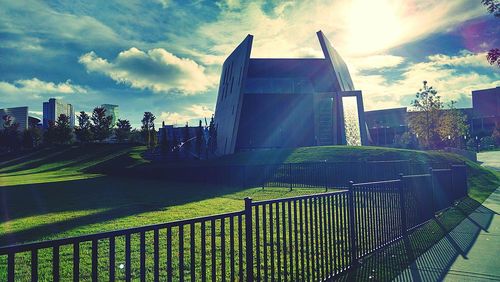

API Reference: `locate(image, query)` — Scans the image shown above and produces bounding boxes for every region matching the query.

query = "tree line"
[0,106,218,158]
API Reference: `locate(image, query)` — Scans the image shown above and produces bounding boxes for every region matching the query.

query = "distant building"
[213,31,368,155]
[101,104,119,127]
[0,106,29,131]
[365,107,408,146]
[471,86,499,135]
[43,98,75,128]
[363,86,499,146]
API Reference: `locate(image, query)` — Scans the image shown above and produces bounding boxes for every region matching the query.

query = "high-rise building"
[213,30,368,155]
[0,107,29,131]
[101,104,119,127]
[43,98,75,128]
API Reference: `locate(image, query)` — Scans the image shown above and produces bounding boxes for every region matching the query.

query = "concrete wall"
[213,35,253,155]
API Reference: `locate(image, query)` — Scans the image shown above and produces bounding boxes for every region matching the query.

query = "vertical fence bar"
[7,252,14,282]
[263,205,268,281]
[230,216,235,282]
[92,239,98,282]
[276,202,281,282]
[201,222,207,282]
[110,237,116,282]
[238,215,243,281]
[211,219,216,282]
[167,227,173,282]
[244,198,254,282]
[221,219,226,282]
[140,232,146,282]
[125,234,131,282]
[399,174,408,237]
[154,229,159,282]
[347,181,358,267]
[191,223,196,282]
[255,206,261,281]
[282,201,287,281]
[288,201,293,281]
[73,243,79,282]
[53,246,60,282]
[179,226,184,282]
[31,249,38,282]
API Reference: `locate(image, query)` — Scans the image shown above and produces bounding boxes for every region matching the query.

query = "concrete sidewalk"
[394,188,500,281]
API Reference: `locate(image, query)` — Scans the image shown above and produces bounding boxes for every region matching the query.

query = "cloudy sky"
[0,0,499,127]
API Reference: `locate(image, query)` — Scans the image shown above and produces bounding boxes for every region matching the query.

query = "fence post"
[244,197,254,282]
[347,181,358,267]
[324,163,328,191]
[289,163,293,191]
[398,174,408,237]
[429,167,435,215]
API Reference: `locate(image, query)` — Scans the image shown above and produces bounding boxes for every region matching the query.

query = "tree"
[0,115,21,151]
[129,129,144,144]
[208,116,217,155]
[54,114,73,144]
[141,112,156,148]
[115,119,132,143]
[75,111,93,144]
[22,127,42,149]
[492,117,500,146]
[487,48,500,67]
[195,120,204,157]
[482,0,500,17]
[482,0,500,67]
[408,81,443,149]
[183,122,191,156]
[172,130,180,159]
[43,120,58,145]
[91,107,113,142]
[159,127,170,154]
[437,101,469,148]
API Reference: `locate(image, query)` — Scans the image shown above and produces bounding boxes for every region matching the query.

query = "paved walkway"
[395,152,500,281]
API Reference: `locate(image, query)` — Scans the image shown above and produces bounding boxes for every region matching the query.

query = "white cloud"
[199,0,485,58]
[350,55,405,71]
[0,78,87,101]
[159,104,214,126]
[79,48,218,94]
[354,51,500,110]
[0,0,120,48]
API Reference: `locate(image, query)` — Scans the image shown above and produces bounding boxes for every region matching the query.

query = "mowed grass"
[0,144,325,245]
[0,145,328,280]
[1,145,499,280]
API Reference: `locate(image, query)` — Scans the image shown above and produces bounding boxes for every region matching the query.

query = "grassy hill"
[0,144,498,246]
[0,144,498,280]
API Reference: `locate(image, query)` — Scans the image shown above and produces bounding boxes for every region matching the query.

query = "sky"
[0,0,499,128]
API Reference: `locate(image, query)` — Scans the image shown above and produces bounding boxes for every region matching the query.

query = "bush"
[480,136,495,151]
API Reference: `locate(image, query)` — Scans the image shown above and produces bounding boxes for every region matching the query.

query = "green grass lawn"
[0,144,498,281]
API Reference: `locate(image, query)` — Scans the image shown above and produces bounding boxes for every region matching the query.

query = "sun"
[344,0,404,55]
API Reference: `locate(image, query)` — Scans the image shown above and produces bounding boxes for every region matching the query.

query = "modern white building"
[43,98,75,128]
[101,104,119,127]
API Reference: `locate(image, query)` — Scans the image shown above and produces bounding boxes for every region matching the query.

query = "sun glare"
[344,0,404,55]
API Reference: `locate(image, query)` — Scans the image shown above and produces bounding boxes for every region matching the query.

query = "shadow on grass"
[337,197,496,281]
[0,175,251,246]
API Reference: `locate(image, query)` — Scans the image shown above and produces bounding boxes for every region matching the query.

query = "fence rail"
[149,160,463,189]
[0,164,468,281]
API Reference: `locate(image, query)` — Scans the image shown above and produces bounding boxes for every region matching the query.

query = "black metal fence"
[147,160,460,189]
[0,165,468,281]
